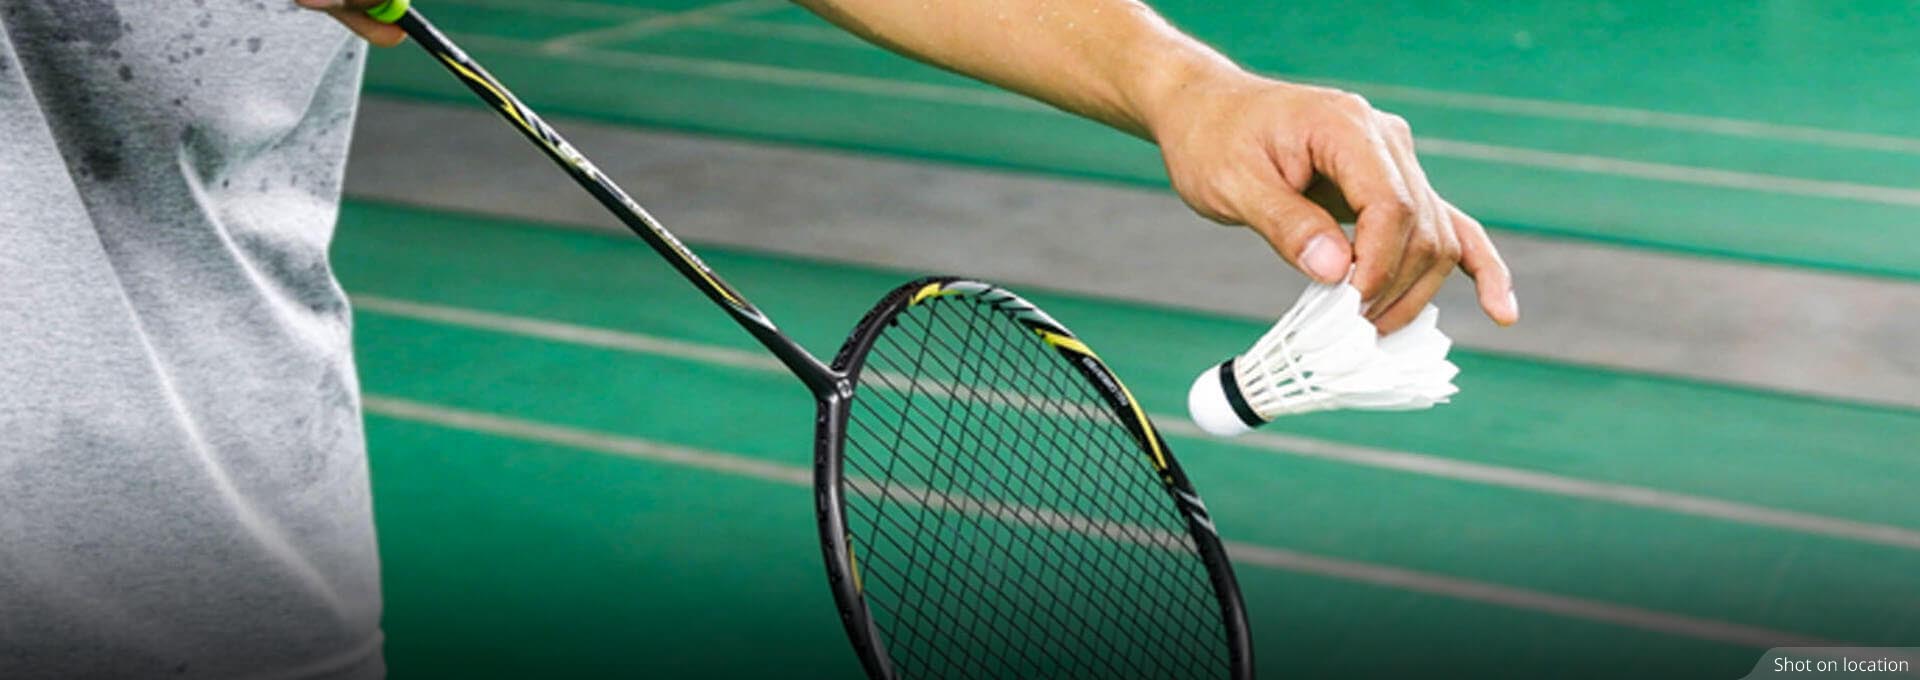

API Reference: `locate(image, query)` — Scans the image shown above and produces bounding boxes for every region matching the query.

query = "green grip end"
[365,0,411,23]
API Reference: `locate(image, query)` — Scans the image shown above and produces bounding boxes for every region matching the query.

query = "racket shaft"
[384,9,838,394]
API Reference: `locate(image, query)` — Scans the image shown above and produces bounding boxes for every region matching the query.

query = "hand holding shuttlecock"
[1187,281,1459,436]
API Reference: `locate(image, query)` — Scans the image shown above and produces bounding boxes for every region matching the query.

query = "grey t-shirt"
[0,2,382,678]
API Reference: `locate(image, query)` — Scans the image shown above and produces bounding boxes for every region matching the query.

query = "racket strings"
[856,355,1121,676]
[849,337,1218,680]
[922,299,1222,615]
[888,307,1191,677]
[918,304,1226,641]
[850,318,1141,677]
[947,307,1230,674]
[911,306,1144,519]
[840,294,1233,679]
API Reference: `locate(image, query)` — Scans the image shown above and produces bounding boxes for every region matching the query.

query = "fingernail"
[1300,235,1347,283]
[1501,290,1520,325]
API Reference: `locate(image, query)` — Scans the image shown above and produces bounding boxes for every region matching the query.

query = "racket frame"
[372,7,1251,678]
[817,277,1253,680]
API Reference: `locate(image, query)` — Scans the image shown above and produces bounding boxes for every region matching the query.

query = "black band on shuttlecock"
[1216,359,1264,429]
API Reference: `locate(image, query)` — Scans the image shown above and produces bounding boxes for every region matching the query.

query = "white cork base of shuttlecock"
[1187,361,1256,437]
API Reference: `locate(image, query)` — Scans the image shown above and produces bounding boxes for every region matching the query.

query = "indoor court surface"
[342,206,1919,679]
[334,1,1920,678]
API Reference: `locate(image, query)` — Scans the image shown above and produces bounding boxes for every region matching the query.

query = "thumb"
[1238,187,1352,284]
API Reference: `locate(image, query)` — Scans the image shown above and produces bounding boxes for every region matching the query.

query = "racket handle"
[365,0,411,23]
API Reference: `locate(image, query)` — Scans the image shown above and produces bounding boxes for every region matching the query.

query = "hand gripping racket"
[365,3,1253,678]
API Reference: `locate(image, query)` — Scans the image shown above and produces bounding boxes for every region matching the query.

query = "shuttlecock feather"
[1187,282,1458,436]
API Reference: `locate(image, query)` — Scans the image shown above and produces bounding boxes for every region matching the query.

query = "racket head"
[814,277,1252,680]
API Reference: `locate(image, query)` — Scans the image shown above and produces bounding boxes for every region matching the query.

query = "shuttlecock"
[1187,282,1458,436]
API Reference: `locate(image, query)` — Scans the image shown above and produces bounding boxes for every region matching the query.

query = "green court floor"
[338,200,1920,678]
[362,0,1920,279]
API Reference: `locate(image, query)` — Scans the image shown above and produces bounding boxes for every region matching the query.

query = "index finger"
[1449,202,1520,326]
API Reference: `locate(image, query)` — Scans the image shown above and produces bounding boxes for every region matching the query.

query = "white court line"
[1422,138,1920,207]
[447,34,1920,208]
[1150,419,1920,551]
[539,0,790,52]
[354,296,783,373]
[1300,78,1920,156]
[426,0,1920,154]
[361,395,1842,650]
[351,294,1920,552]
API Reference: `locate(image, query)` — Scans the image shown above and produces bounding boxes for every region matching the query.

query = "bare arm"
[795,0,1517,330]
[301,0,1517,330]
[796,0,1219,140]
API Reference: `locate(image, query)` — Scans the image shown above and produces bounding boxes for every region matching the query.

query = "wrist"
[1119,34,1249,141]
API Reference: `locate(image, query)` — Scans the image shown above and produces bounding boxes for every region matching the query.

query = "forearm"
[792,0,1242,139]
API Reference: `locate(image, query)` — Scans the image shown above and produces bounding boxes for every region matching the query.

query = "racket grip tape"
[365,0,411,23]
